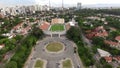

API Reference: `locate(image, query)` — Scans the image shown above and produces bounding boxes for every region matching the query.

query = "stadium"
[39,18,77,37]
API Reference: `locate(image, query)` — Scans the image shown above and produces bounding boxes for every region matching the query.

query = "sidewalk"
[70,40,85,68]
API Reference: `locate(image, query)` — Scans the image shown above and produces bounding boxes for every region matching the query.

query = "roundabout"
[45,42,64,53]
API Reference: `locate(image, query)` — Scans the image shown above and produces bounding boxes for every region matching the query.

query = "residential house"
[86,26,108,39]
[12,22,24,33]
[104,56,113,63]
[115,36,120,43]
[21,26,31,35]
[113,56,120,63]
[104,40,119,48]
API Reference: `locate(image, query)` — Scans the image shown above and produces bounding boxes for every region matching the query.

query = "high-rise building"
[77,3,82,10]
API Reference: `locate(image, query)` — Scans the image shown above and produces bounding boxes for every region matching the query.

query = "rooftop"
[115,36,120,41]
[97,48,111,57]
[40,22,50,30]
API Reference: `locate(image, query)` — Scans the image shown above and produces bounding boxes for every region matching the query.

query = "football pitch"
[50,24,64,31]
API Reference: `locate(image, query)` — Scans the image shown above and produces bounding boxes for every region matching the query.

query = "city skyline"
[0,0,120,8]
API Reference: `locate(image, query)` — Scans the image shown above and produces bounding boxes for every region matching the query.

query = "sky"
[0,0,120,7]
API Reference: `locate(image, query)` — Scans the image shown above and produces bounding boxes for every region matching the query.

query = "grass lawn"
[62,59,72,68]
[50,24,64,31]
[34,60,44,68]
[46,42,63,52]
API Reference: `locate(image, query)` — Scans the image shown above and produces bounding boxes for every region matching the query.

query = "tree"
[29,18,34,22]
[66,26,81,42]
[92,37,104,46]
[30,27,44,39]
[6,61,17,68]
[107,31,120,40]
[100,57,106,64]
[103,63,112,68]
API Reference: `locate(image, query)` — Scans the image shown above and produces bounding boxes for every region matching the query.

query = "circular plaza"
[45,42,65,53]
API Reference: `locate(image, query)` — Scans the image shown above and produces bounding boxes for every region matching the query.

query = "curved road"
[26,37,82,68]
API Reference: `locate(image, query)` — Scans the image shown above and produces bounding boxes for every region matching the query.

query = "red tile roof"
[115,36,120,41]
[13,22,23,30]
[85,26,108,39]
[104,56,112,62]
[104,40,118,46]
[86,32,96,39]
[21,26,31,35]
[113,56,120,61]
[40,22,50,30]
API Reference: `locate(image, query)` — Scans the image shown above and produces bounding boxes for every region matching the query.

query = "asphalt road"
[26,37,82,68]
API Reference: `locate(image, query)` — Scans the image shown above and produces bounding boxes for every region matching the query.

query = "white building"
[68,18,77,26]
[97,48,111,57]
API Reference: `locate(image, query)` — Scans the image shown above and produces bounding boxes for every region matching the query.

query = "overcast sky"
[0,0,120,7]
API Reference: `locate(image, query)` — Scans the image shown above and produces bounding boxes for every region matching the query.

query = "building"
[51,18,65,24]
[40,22,50,30]
[115,36,120,42]
[97,48,111,57]
[86,26,108,39]
[113,56,120,63]
[77,3,82,10]
[104,56,113,63]
[68,18,77,26]
[104,40,120,48]
[0,13,4,18]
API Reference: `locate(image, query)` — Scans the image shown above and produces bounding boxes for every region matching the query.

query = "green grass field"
[62,59,72,68]
[46,42,63,52]
[34,60,44,68]
[50,24,64,31]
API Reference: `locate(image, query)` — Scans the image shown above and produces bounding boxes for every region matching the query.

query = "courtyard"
[27,37,81,68]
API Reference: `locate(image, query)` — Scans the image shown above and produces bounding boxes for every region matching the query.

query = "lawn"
[34,60,44,68]
[62,59,72,68]
[46,42,63,52]
[50,24,64,31]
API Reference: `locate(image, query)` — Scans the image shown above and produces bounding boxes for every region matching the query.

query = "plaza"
[45,42,64,53]
[26,37,81,68]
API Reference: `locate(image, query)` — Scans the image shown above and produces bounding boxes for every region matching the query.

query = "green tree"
[92,37,104,46]
[107,31,120,40]
[29,18,34,22]
[66,26,81,42]
[103,63,112,68]
[6,61,17,68]
[30,27,44,39]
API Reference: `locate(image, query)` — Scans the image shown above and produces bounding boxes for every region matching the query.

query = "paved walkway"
[25,37,83,68]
